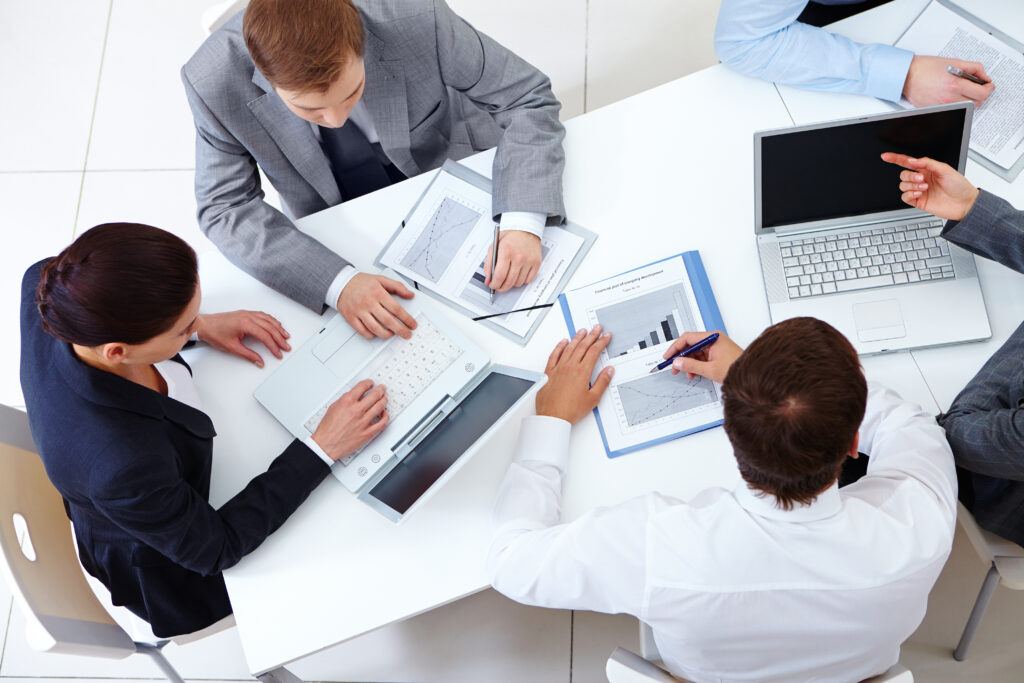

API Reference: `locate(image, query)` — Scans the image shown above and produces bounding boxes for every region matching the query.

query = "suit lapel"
[361,30,419,177]
[248,68,342,207]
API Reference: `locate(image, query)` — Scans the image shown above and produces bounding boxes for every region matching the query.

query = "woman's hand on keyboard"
[338,273,417,340]
[311,380,389,461]
[536,326,615,425]
[881,153,980,221]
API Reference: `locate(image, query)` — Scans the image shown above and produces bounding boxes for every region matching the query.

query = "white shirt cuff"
[499,211,547,239]
[303,435,335,467]
[326,266,359,310]
[515,415,572,470]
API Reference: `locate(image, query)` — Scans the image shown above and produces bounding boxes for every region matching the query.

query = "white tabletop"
[186,0,1018,673]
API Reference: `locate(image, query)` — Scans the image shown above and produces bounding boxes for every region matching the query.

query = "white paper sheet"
[561,257,723,454]
[379,168,586,338]
[896,1,1024,170]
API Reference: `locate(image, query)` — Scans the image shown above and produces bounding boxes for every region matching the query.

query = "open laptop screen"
[760,107,967,229]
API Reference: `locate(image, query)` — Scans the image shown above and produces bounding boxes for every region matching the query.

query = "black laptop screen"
[760,107,966,229]
[367,371,534,516]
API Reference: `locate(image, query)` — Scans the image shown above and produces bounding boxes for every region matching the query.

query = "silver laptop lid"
[753,102,973,235]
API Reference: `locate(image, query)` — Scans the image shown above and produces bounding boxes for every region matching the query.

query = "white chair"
[606,621,913,682]
[953,501,1024,660]
[201,0,249,35]
[0,404,301,683]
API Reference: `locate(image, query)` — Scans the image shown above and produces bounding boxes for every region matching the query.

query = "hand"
[311,380,389,461]
[902,55,994,106]
[881,152,980,221]
[535,325,615,424]
[663,331,743,384]
[484,230,542,293]
[195,311,291,368]
[338,273,417,340]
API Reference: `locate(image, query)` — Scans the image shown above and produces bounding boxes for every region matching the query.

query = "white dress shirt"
[157,358,333,468]
[320,102,548,309]
[487,384,957,682]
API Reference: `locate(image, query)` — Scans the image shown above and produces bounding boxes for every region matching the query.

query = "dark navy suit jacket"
[937,190,1024,547]
[20,260,330,637]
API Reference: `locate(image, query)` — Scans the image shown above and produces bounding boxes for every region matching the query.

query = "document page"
[379,167,586,339]
[561,257,723,455]
[896,1,1024,170]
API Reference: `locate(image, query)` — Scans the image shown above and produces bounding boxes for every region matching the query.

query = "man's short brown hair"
[243,0,364,93]
[722,317,867,510]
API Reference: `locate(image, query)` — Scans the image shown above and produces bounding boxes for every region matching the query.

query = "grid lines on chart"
[401,197,482,283]
[615,371,717,428]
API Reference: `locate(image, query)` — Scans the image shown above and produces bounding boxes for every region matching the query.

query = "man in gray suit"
[182,0,565,339]
[884,152,1024,546]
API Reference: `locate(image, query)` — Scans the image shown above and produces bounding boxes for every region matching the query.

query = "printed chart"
[460,243,553,316]
[615,370,718,428]
[400,197,482,283]
[595,284,697,357]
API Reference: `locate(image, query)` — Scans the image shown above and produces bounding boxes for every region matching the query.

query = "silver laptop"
[254,283,544,522]
[754,102,991,354]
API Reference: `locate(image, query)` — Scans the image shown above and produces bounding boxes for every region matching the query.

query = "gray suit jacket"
[936,189,1024,546]
[182,0,566,311]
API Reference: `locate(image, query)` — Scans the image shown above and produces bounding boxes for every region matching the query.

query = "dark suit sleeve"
[182,68,346,312]
[938,319,1024,482]
[942,190,1024,274]
[431,0,566,222]
[90,435,330,576]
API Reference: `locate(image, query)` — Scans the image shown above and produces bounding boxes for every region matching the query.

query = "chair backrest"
[606,647,684,683]
[201,0,249,35]
[957,501,1024,563]
[0,404,136,658]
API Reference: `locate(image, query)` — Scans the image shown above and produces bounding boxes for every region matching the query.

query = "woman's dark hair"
[36,223,199,346]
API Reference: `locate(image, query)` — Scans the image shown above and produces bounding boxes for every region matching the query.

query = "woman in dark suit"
[20,223,389,638]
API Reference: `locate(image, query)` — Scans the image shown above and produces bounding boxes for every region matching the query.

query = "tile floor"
[2,1,1024,681]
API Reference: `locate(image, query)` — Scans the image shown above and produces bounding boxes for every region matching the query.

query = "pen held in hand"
[946,65,989,86]
[649,332,720,374]
[488,224,500,304]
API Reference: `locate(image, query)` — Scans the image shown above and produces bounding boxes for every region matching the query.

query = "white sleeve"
[498,211,547,239]
[325,266,359,310]
[487,416,650,615]
[302,435,336,468]
[856,382,958,523]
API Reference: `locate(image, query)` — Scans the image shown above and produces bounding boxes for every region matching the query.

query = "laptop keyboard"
[780,219,951,299]
[303,316,463,464]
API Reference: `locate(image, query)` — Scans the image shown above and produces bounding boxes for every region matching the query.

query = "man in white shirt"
[487,318,957,682]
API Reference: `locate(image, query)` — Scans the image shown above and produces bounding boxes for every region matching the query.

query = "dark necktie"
[319,122,401,202]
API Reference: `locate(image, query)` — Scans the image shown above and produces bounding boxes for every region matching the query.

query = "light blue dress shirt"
[715,0,915,103]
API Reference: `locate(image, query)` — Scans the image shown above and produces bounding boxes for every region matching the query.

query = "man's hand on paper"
[484,230,542,293]
[902,55,994,106]
[536,325,615,424]
[338,273,418,340]
[665,331,743,384]
[881,152,980,221]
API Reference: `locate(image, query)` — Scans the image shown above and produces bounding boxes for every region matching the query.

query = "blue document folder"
[558,251,726,458]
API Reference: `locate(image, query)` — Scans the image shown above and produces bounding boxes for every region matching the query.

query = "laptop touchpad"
[853,300,906,342]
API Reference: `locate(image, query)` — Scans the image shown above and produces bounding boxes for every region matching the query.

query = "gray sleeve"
[182,69,349,312]
[431,0,566,222]
[938,320,1024,481]
[942,189,1024,275]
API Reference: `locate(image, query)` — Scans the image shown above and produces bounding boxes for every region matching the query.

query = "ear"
[848,432,861,460]
[99,342,129,365]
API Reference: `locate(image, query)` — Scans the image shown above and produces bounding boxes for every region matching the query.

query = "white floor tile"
[571,610,640,683]
[290,589,571,683]
[74,170,214,253]
[86,0,212,170]
[0,1,109,171]
[586,0,722,111]
[0,173,81,409]
[447,0,587,119]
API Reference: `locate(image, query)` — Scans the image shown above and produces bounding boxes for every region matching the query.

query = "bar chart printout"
[595,284,697,357]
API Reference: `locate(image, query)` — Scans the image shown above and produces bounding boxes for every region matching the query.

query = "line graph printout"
[379,165,587,339]
[560,254,723,454]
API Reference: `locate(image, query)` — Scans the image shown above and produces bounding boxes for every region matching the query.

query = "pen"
[649,332,719,374]
[488,224,500,304]
[946,65,989,86]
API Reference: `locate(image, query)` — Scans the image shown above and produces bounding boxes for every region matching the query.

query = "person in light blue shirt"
[715,0,995,106]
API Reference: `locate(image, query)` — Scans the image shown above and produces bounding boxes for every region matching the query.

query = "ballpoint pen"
[946,65,989,86]
[649,332,720,374]
[488,224,500,304]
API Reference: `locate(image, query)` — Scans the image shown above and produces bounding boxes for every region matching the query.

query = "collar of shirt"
[733,481,842,523]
